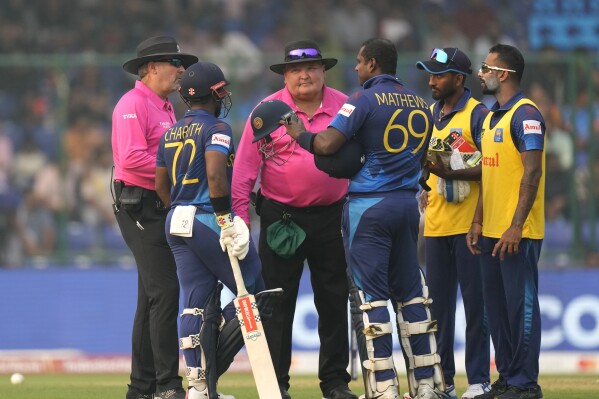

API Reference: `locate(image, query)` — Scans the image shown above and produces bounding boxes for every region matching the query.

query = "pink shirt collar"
[135,80,173,112]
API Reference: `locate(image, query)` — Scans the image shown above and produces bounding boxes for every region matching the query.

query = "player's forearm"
[208,173,231,209]
[295,127,346,155]
[311,129,345,155]
[511,151,542,227]
[155,167,171,207]
[472,180,483,225]
[511,181,539,228]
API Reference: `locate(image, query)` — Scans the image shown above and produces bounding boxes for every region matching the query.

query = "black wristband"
[210,195,231,213]
[297,131,316,153]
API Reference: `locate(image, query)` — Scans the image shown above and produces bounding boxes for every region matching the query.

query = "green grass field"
[1,372,598,398]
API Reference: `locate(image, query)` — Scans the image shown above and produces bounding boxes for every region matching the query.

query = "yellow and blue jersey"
[329,74,432,194]
[481,92,545,239]
[424,90,488,236]
[156,109,234,212]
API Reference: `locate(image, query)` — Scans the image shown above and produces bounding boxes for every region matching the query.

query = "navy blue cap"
[416,47,472,75]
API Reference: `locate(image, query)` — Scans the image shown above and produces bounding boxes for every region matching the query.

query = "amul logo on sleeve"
[523,120,542,135]
[338,104,355,117]
[211,134,231,148]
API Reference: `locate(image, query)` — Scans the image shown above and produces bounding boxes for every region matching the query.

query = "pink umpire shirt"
[232,86,349,225]
[112,80,176,191]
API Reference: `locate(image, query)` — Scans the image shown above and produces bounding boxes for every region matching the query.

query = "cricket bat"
[228,252,282,399]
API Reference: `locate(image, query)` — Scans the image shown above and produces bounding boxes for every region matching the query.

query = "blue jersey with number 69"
[329,74,432,193]
[156,109,234,212]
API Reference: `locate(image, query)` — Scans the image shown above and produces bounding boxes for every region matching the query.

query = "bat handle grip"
[228,251,249,297]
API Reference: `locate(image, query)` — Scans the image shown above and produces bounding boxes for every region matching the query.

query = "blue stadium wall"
[0,267,598,373]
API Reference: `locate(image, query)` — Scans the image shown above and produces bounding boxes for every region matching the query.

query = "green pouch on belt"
[266,212,306,258]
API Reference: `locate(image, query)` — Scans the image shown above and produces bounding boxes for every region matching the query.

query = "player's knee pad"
[215,288,284,377]
[395,271,445,398]
[179,283,223,396]
[349,275,399,399]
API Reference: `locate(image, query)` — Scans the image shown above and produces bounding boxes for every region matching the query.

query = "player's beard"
[481,76,499,95]
[432,84,456,101]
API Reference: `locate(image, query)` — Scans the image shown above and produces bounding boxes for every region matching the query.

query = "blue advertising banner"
[0,268,598,353]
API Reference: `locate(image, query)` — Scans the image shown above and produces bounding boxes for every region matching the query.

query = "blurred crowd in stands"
[0,0,597,267]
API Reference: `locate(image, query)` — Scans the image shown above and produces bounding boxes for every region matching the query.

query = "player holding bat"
[415,48,491,399]
[155,61,282,399]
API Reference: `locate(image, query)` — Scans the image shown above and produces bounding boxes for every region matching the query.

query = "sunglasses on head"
[479,62,516,74]
[286,48,321,61]
[430,48,457,65]
[156,58,184,68]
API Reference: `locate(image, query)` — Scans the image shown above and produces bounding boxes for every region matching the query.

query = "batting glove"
[217,213,250,260]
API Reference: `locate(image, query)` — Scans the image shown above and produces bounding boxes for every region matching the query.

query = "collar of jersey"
[362,74,402,90]
[436,87,473,118]
[183,108,213,117]
[490,90,525,112]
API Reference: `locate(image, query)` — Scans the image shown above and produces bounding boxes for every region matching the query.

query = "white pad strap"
[362,356,395,371]
[407,353,442,369]
[186,367,207,388]
[398,320,438,337]
[359,300,388,311]
[399,295,432,308]
[181,307,204,317]
[186,366,206,380]
[363,322,393,340]
[179,333,201,349]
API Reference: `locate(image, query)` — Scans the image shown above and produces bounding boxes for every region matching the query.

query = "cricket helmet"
[250,100,297,166]
[250,100,294,143]
[179,62,232,117]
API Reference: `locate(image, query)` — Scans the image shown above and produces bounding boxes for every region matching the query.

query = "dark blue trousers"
[425,235,490,387]
[166,211,264,371]
[480,236,542,389]
[343,190,433,382]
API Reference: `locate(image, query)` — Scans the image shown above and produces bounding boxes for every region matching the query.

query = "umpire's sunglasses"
[286,48,321,61]
[479,62,516,74]
[430,48,456,65]
[155,58,184,68]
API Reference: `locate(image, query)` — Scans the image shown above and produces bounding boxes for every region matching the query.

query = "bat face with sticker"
[228,252,282,399]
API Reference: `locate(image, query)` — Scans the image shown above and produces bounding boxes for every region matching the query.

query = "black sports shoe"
[324,385,359,399]
[473,378,508,399]
[155,387,186,399]
[280,385,292,399]
[496,385,543,399]
[125,385,153,399]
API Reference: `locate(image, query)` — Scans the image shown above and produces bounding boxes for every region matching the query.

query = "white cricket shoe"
[187,387,235,399]
[359,380,400,399]
[461,382,490,399]
[415,377,442,399]
[444,385,458,398]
